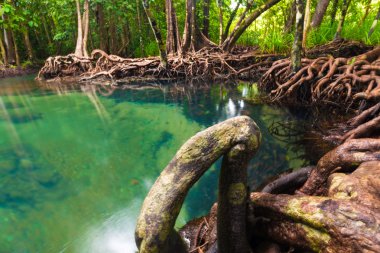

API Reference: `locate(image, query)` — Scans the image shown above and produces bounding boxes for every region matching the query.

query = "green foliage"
[21,60,33,69]
[144,41,159,57]
[0,0,379,62]
[53,32,69,42]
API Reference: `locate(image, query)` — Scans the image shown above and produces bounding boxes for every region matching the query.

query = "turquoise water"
[0,76,308,253]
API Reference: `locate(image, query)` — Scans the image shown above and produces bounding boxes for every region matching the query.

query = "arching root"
[37,48,278,82]
[259,47,380,109]
[250,161,380,253]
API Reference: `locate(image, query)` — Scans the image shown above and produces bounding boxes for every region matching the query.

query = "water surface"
[0,76,308,253]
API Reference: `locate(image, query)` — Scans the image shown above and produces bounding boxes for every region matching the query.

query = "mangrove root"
[135,116,261,253]
[259,47,380,109]
[298,138,380,195]
[326,103,380,144]
[37,48,278,81]
[250,161,380,253]
[261,166,314,194]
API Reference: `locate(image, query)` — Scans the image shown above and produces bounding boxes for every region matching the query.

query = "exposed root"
[259,47,380,109]
[250,161,380,253]
[37,48,279,82]
[325,103,380,144]
[298,138,380,196]
[261,166,314,194]
[306,39,373,59]
[37,54,92,80]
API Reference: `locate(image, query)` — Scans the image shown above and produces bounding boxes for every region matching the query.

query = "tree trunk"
[2,14,15,64]
[23,28,33,61]
[109,14,117,54]
[181,0,214,54]
[284,0,297,33]
[33,29,42,52]
[166,0,181,54]
[96,3,108,52]
[302,0,311,48]
[334,0,351,40]
[74,0,84,57]
[135,0,144,56]
[142,0,168,68]
[190,0,197,51]
[181,0,192,53]
[368,5,380,37]
[11,30,20,67]
[0,32,7,65]
[42,16,52,45]
[222,0,242,42]
[118,21,130,56]
[82,0,89,57]
[218,0,223,45]
[311,0,330,28]
[221,0,282,51]
[202,0,210,38]
[291,0,305,72]
[359,0,372,26]
[218,144,252,253]
[330,0,339,26]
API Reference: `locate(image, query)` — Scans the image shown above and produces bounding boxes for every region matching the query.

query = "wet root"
[259,47,380,109]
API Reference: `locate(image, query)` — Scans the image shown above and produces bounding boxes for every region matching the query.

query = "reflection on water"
[0,76,309,253]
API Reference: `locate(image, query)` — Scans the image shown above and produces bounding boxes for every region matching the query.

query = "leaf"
[348,57,356,65]
[28,21,34,27]
[3,6,11,13]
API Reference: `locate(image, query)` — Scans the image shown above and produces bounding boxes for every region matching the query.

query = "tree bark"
[181,0,215,54]
[284,0,297,33]
[42,16,52,45]
[0,32,7,65]
[368,5,380,37]
[2,14,15,64]
[135,116,261,253]
[142,0,168,68]
[181,0,192,53]
[218,0,223,45]
[96,3,108,52]
[222,0,242,42]
[359,0,372,26]
[221,0,282,51]
[166,0,181,54]
[334,0,351,40]
[118,21,130,56]
[10,30,20,67]
[291,0,305,72]
[22,28,33,61]
[74,0,84,57]
[82,0,89,58]
[109,13,117,54]
[136,0,144,56]
[250,161,380,253]
[311,0,330,28]
[299,138,380,195]
[330,0,339,26]
[202,0,210,38]
[302,0,311,48]
[218,144,253,253]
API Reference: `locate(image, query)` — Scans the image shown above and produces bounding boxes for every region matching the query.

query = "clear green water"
[0,76,308,253]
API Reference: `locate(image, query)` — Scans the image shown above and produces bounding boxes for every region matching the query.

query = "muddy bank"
[0,66,38,78]
[37,40,372,83]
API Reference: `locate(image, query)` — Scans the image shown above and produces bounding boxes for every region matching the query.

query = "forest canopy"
[1,0,380,66]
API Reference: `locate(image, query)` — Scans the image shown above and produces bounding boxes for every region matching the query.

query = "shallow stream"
[0,76,309,253]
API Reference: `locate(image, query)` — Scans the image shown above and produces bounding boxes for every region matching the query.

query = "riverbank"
[0,66,38,78]
[37,40,372,83]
